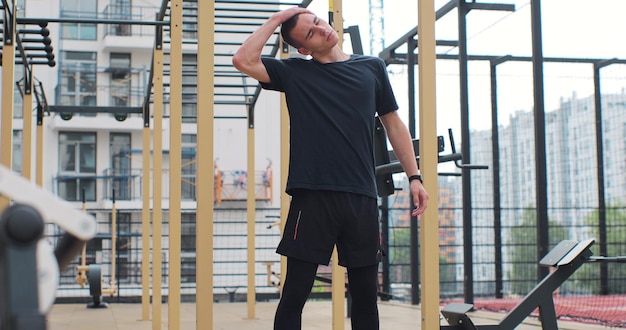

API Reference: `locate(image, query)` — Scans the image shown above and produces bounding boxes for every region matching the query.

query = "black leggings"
[274,257,380,330]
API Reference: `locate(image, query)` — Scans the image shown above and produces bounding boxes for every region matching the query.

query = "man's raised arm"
[232,7,310,83]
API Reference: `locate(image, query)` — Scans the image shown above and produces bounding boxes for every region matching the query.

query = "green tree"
[389,227,411,282]
[389,227,459,292]
[440,255,457,294]
[573,205,626,294]
[507,208,568,295]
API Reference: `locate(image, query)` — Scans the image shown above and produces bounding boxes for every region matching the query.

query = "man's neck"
[311,46,351,64]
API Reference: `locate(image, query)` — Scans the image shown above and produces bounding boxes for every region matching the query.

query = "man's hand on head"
[273,6,312,24]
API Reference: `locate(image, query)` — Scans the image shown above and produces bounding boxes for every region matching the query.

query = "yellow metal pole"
[21,67,34,181]
[141,104,151,320]
[152,26,165,330]
[196,0,215,328]
[76,192,89,288]
[246,103,256,319]
[0,1,16,210]
[417,0,440,329]
[330,1,346,329]
[81,196,88,266]
[279,39,289,295]
[168,1,183,328]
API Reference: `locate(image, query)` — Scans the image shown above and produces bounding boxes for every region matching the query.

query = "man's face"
[290,13,338,54]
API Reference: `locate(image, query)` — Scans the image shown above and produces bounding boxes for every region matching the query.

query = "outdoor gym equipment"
[75,189,119,308]
[373,117,488,197]
[440,238,626,330]
[0,165,96,330]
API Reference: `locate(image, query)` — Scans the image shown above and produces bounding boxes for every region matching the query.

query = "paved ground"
[47,300,614,329]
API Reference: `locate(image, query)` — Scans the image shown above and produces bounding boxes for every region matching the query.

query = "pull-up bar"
[11,17,169,26]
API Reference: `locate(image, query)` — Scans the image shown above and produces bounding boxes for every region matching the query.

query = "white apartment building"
[2,0,289,296]
[6,0,283,209]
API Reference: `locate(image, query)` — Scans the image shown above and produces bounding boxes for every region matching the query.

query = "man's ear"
[297,47,311,56]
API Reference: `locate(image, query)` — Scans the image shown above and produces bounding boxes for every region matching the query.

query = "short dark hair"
[280,13,303,48]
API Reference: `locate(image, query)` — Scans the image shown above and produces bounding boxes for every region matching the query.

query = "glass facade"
[60,0,97,40]
[12,130,22,173]
[182,133,197,200]
[58,51,97,115]
[58,132,97,201]
[110,132,131,200]
[109,53,132,109]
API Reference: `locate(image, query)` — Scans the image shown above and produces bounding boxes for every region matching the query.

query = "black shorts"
[276,189,381,268]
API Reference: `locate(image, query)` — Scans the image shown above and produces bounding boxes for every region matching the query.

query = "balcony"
[101,4,158,51]
[53,166,274,205]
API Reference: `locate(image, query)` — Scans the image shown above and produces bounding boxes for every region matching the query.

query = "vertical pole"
[247,101,256,319]
[141,102,151,320]
[168,1,183,328]
[111,190,117,292]
[592,62,608,295]
[407,37,420,305]
[197,0,215,328]
[36,101,44,187]
[530,0,549,280]
[22,67,34,181]
[152,16,165,330]
[77,189,88,289]
[330,1,346,329]
[417,0,440,328]
[457,0,474,304]
[279,39,289,296]
[82,189,88,268]
[0,1,16,210]
[407,38,416,137]
[490,60,505,299]
[380,197,390,300]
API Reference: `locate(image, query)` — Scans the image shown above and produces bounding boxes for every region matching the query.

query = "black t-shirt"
[261,54,398,198]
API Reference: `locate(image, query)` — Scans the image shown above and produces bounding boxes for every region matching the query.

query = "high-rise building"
[466,90,626,293]
[2,0,285,294]
[471,90,626,229]
[7,0,282,207]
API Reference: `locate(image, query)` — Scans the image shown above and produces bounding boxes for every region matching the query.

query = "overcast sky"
[304,0,626,134]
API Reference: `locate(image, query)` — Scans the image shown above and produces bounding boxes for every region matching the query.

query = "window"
[60,0,97,40]
[182,2,198,40]
[164,53,197,122]
[12,130,22,173]
[14,67,23,119]
[59,51,97,116]
[109,53,131,109]
[110,0,132,36]
[110,133,131,200]
[113,212,132,283]
[182,103,197,123]
[15,0,25,18]
[182,54,197,123]
[181,213,196,251]
[58,132,96,201]
[181,213,196,282]
[182,134,197,200]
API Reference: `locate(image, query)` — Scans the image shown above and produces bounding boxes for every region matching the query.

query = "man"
[232,7,429,329]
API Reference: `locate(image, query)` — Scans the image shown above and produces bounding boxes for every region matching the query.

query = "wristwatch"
[408,174,423,184]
